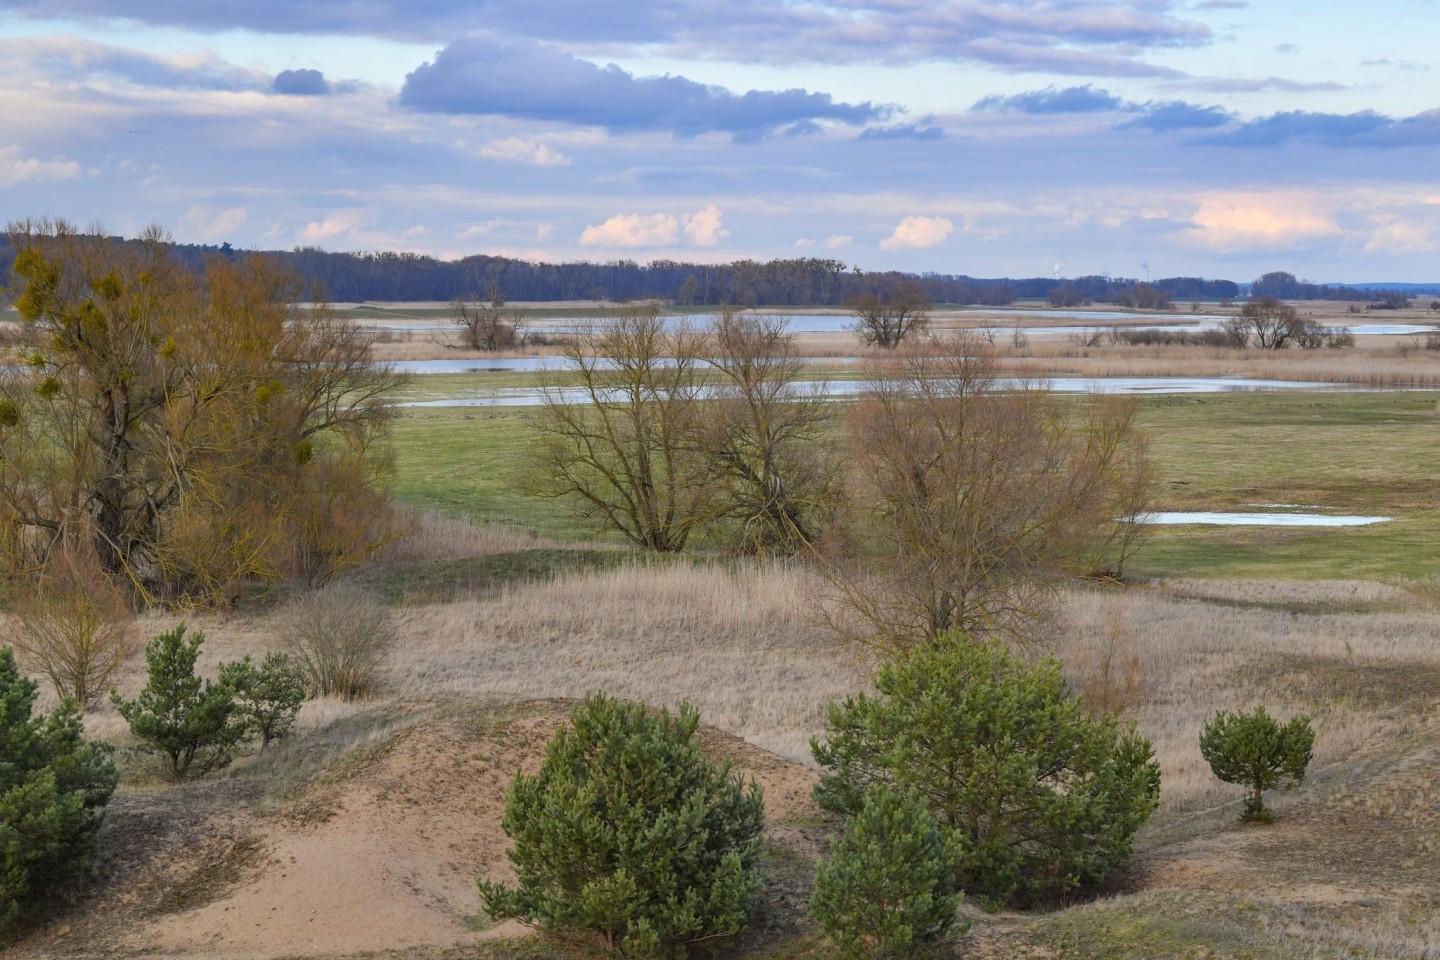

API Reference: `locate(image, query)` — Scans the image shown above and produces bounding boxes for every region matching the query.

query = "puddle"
[1139,512,1392,527]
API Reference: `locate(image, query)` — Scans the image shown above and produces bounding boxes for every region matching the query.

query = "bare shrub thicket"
[847,279,930,349]
[823,333,1154,652]
[451,282,526,351]
[6,536,138,709]
[274,584,396,700]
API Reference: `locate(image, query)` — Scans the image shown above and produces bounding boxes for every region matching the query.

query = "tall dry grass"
[1055,581,1440,829]
[390,561,861,762]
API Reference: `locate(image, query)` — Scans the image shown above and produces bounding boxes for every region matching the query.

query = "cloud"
[972,84,1127,114]
[578,205,729,247]
[273,68,330,95]
[858,123,944,141]
[683,204,729,246]
[477,137,571,166]
[1174,111,1434,151]
[1186,76,1345,93]
[1274,42,1300,54]
[1181,192,1342,251]
[1363,217,1440,255]
[178,204,248,241]
[399,37,889,139]
[7,1,1213,74]
[301,211,367,242]
[9,36,267,92]
[579,213,680,248]
[880,216,953,250]
[1122,100,1232,130]
[973,85,1232,132]
[824,235,854,250]
[0,147,81,187]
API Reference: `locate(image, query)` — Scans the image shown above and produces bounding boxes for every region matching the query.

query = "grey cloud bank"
[398,37,890,138]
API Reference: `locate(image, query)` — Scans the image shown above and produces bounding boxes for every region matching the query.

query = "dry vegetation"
[8,298,1440,959]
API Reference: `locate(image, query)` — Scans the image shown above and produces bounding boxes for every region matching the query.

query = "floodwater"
[400,375,1349,408]
[389,356,859,374]
[1139,511,1392,526]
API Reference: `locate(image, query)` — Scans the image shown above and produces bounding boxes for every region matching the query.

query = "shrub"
[111,625,248,780]
[273,584,394,700]
[218,651,308,752]
[811,785,963,959]
[478,693,765,959]
[0,647,118,931]
[7,554,138,710]
[1199,706,1314,823]
[812,636,1161,908]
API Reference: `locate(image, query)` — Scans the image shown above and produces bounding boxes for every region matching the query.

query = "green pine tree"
[111,625,247,779]
[0,647,117,932]
[811,785,963,959]
[478,693,765,959]
[812,636,1161,908]
[218,651,307,752]
[1199,706,1314,823]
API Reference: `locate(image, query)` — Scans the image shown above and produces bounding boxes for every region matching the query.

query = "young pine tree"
[811,785,964,959]
[478,693,765,959]
[1199,706,1314,823]
[111,625,248,779]
[0,647,118,932]
[218,651,308,752]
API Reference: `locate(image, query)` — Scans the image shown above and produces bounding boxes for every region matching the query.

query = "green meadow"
[389,389,1440,581]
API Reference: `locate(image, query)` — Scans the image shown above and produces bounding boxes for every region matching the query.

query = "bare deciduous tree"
[848,280,931,349]
[824,333,1154,652]
[530,309,711,552]
[1225,296,1301,349]
[698,312,841,556]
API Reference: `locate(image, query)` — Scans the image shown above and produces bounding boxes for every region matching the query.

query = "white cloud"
[177,204,248,241]
[579,212,680,248]
[879,216,953,250]
[1181,192,1341,252]
[0,147,80,188]
[300,211,365,242]
[683,204,729,246]
[535,223,554,241]
[824,234,854,249]
[477,137,571,167]
[458,218,512,240]
[1364,217,1440,255]
[795,238,815,248]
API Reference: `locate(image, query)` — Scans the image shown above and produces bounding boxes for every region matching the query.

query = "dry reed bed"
[993,339,1440,387]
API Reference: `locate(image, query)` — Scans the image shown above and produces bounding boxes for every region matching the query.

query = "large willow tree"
[0,221,406,605]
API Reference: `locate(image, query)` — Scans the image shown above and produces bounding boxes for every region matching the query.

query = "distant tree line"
[0,235,1419,306]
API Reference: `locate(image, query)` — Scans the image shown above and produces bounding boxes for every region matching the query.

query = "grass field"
[388,389,1440,581]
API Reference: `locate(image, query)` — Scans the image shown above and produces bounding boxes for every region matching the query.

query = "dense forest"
[0,236,1424,306]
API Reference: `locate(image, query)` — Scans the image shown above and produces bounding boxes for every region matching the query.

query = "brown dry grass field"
[8,299,1440,959]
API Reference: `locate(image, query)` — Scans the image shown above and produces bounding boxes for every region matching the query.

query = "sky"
[1,1,1438,283]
